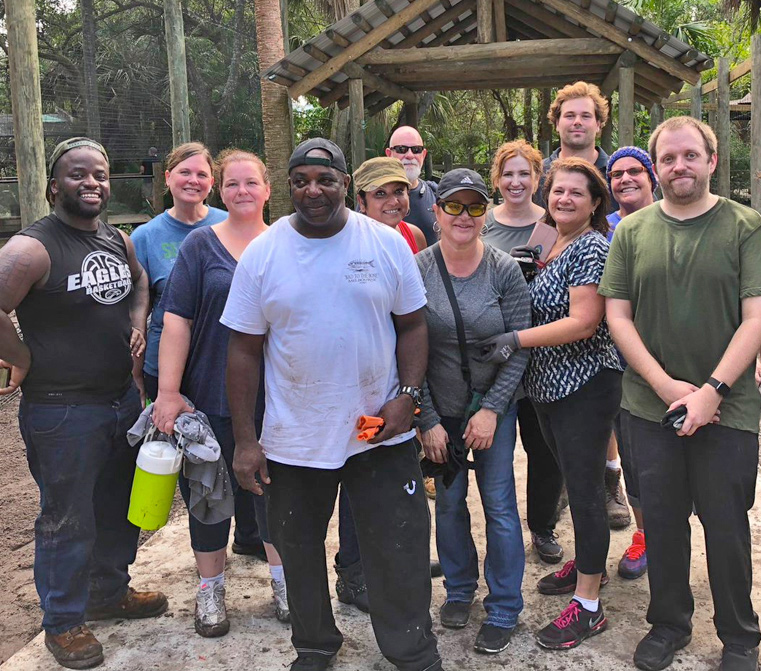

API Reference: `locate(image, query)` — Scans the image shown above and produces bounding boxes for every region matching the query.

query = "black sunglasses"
[390,145,425,155]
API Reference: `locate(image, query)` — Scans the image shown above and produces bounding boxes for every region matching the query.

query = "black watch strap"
[399,385,423,407]
[707,377,731,397]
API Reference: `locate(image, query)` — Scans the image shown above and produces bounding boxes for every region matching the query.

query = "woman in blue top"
[478,158,623,651]
[130,142,226,405]
[151,150,288,637]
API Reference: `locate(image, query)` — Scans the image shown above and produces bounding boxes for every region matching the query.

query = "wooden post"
[716,57,730,198]
[539,88,552,157]
[349,78,365,178]
[649,102,663,133]
[708,91,717,131]
[81,0,102,141]
[601,116,613,155]
[443,152,453,172]
[752,35,761,212]
[477,0,493,43]
[618,66,635,147]
[164,0,191,145]
[152,161,165,214]
[690,84,702,121]
[7,0,49,227]
[493,0,507,42]
[405,100,420,128]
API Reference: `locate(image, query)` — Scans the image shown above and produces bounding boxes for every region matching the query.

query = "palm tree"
[254,0,294,219]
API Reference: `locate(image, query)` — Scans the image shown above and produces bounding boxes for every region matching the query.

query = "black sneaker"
[474,623,514,654]
[290,651,336,670]
[633,629,692,671]
[439,600,472,629]
[532,531,564,564]
[720,644,759,671]
[537,559,609,595]
[536,599,607,650]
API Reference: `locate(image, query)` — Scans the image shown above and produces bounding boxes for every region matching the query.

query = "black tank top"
[16,215,133,403]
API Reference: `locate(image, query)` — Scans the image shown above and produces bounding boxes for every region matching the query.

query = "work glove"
[509,244,540,282]
[474,331,521,364]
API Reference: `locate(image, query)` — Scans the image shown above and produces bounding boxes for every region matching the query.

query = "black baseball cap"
[288,138,348,174]
[437,168,489,201]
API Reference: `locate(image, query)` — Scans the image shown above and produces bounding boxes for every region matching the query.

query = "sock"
[269,564,284,582]
[573,595,599,612]
[199,572,225,589]
[606,458,621,470]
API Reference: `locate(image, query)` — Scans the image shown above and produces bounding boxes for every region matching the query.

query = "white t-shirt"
[221,211,427,469]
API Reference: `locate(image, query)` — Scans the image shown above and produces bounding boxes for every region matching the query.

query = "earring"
[432,222,441,233]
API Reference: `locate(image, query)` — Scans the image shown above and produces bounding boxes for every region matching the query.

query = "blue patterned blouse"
[524,231,623,403]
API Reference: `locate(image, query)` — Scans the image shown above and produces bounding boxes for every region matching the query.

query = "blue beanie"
[606,146,657,193]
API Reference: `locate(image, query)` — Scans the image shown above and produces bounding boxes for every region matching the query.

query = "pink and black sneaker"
[536,598,608,650]
[537,559,609,595]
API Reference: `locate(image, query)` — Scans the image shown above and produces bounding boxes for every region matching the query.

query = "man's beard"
[402,161,421,182]
[58,190,108,218]
[661,171,710,206]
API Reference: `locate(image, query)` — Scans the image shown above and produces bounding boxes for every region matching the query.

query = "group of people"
[0,78,759,671]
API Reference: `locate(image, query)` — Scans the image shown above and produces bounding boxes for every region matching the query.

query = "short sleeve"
[220,250,267,334]
[160,234,201,319]
[740,225,761,299]
[391,238,427,316]
[567,234,607,287]
[131,225,149,277]
[598,230,630,300]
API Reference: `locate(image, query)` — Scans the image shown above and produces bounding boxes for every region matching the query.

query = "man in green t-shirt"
[599,116,761,671]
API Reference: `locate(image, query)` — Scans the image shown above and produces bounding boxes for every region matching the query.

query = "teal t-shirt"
[131,206,227,376]
[599,198,761,433]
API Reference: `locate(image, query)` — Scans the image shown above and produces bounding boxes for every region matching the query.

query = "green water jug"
[128,439,182,530]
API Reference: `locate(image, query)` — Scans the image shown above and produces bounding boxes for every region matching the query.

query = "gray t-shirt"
[482,210,537,253]
[416,243,531,430]
[408,180,438,246]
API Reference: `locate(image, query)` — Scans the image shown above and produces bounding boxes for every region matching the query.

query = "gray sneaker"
[272,578,291,623]
[195,580,229,638]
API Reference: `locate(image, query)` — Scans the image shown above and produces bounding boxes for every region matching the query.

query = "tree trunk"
[80,0,102,141]
[255,0,294,220]
[522,88,533,143]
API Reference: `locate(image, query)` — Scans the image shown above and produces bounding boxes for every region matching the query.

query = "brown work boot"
[605,467,631,529]
[86,587,168,621]
[45,625,104,669]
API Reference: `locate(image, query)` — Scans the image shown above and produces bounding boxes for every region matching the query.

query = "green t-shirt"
[598,198,761,434]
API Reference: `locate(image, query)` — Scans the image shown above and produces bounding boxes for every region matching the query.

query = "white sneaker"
[195,581,230,637]
[271,578,290,623]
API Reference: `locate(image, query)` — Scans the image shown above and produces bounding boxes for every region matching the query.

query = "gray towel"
[127,400,234,525]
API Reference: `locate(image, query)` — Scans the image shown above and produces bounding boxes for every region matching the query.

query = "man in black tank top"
[0,138,167,669]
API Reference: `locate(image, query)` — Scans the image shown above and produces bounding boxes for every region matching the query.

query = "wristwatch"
[706,377,731,397]
[398,385,423,408]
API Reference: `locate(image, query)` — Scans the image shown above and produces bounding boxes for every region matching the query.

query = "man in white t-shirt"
[221,138,442,671]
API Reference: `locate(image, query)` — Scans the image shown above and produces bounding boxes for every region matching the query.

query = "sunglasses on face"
[390,145,425,155]
[439,200,487,217]
[609,166,647,180]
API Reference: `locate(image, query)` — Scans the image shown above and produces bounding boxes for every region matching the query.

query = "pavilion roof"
[262,0,712,114]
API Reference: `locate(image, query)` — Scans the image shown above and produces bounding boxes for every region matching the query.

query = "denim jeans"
[265,441,441,671]
[434,403,524,629]
[18,385,143,634]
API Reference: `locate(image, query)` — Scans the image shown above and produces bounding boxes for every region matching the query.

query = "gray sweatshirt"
[416,243,531,431]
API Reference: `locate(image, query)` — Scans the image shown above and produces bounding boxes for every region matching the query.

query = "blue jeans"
[434,403,524,628]
[18,385,143,634]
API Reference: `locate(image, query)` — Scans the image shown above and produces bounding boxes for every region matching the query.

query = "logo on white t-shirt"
[345,259,378,284]
[67,251,132,304]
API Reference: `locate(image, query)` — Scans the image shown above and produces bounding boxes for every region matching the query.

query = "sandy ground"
[1,393,760,671]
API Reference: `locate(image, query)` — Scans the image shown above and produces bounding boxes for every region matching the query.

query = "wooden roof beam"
[502,3,575,39]
[628,15,644,37]
[376,0,412,38]
[477,0,493,42]
[325,29,351,48]
[341,61,418,105]
[503,0,590,38]
[395,0,476,49]
[604,0,618,23]
[423,15,477,47]
[451,25,477,45]
[702,57,751,93]
[357,37,621,67]
[367,96,398,117]
[600,49,638,96]
[494,0,507,41]
[287,0,440,99]
[537,0,700,84]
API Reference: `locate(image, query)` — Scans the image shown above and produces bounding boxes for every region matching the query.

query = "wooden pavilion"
[262,0,713,166]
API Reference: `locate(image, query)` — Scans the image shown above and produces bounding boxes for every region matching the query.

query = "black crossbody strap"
[433,244,472,389]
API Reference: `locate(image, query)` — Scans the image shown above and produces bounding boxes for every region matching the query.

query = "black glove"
[420,437,474,488]
[509,244,540,282]
[474,331,522,364]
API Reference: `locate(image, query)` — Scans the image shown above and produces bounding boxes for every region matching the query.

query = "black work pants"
[621,411,760,648]
[265,441,441,671]
[532,369,622,574]
[517,397,564,534]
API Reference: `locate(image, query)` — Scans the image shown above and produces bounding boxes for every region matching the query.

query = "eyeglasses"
[609,166,647,180]
[439,200,487,217]
[389,145,425,155]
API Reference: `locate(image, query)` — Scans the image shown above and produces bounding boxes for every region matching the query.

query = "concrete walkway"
[4,446,758,671]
